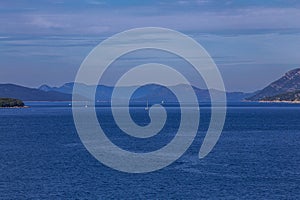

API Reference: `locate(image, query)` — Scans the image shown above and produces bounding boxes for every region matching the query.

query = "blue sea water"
[0,102,300,199]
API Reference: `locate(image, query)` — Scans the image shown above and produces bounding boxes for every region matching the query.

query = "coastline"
[0,106,29,109]
[259,100,300,104]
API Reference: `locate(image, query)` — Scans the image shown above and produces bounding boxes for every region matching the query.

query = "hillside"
[261,90,300,102]
[247,68,300,101]
[0,84,81,101]
[40,82,253,103]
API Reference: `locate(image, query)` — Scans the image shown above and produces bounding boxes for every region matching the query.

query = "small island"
[0,98,25,108]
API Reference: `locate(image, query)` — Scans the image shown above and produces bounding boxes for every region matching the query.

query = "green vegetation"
[261,90,300,102]
[246,68,300,101]
[0,98,25,107]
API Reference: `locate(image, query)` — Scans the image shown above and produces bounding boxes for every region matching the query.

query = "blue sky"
[1,0,300,92]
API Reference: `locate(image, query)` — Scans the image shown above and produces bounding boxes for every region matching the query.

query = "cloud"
[29,16,66,29]
[86,0,106,5]
[1,5,300,36]
[176,0,211,5]
[1,1,300,91]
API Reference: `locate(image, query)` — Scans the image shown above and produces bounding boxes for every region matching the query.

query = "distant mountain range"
[39,82,253,103]
[0,82,254,102]
[0,84,85,101]
[2,68,300,102]
[246,68,300,102]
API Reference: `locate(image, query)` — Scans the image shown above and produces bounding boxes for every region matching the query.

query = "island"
[0,98,25,108]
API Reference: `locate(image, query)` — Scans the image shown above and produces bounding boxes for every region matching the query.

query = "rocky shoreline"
[0,106,29,108]
[259,100,300,104]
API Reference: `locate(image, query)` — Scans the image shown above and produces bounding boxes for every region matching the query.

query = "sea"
[0,102,299,199]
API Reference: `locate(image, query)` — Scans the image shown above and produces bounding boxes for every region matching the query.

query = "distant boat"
[161,100,164,104]
[145,101,149,110]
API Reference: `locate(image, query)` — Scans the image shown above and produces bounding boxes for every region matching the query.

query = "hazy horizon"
[1,0,300,92]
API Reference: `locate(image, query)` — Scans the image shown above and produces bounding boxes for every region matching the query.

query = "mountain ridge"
[39,82,253,103]
[0,84,85,101]
[247,68,300,101]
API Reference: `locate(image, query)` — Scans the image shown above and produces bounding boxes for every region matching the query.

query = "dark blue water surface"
[1,102,300,199]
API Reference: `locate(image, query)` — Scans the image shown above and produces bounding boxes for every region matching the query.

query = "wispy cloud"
[1,0,300,91]
[29,16,67,29]
[1,5,300,36]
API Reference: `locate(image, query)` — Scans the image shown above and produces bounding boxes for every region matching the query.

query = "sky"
[1,0,300,92]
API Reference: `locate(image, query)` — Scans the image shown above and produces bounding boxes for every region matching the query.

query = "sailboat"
[145,100,149,110]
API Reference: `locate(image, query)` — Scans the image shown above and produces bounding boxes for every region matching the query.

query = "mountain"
[0,84,83,101]
[247,68,300,101]
[0,82,253,103]
[132,84,252,103]
[40,82,253,103]
[39,82,134,102]
[39,82,76,94]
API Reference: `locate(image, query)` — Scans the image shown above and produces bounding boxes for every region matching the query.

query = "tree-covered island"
[0,98,25,107]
